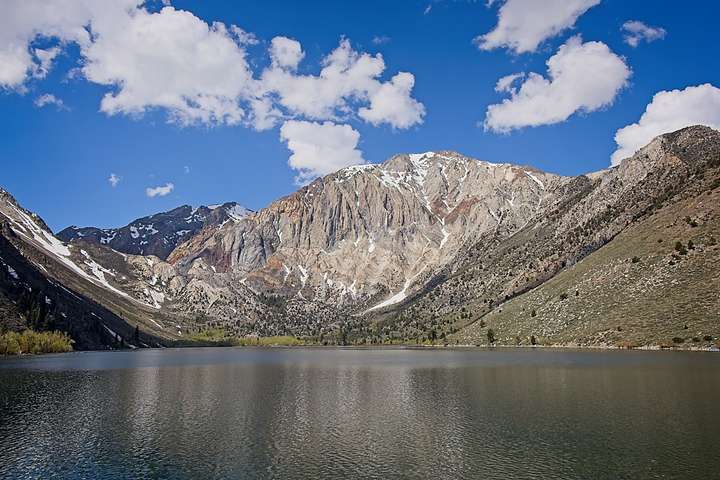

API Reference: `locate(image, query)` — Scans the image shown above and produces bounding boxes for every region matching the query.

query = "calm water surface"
[0,347,718,479]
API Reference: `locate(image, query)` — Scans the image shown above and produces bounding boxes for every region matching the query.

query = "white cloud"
[260,38,424,129]
[622,21,666,48]
[611,84,720,165]
[146,182,174,198]
[34,93,66,109]
[494,72,525,93]
[280,120,365,183]
[230,25,259,46]
[184,165,190,174]
[358,72,425,129]
[108,173,121,187]
[0,2,425,178]
[82,6,256,127]
[372,35,391,45]
[476,0,600,54]
[484,36,630,132]
[33,47,61,79]
[0,0,141,89]
[269,36,304,70]
[0,3,424,132]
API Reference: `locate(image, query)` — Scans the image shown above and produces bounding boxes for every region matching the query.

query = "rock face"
[169,151,567,311]
[2,126,718,349]
[58,203,251,259]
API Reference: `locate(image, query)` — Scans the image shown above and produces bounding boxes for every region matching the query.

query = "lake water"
[0,347,718,479]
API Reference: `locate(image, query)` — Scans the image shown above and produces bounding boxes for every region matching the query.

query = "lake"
[0,347,718,479]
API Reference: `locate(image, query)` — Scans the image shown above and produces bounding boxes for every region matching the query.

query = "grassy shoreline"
[3,330,717,355]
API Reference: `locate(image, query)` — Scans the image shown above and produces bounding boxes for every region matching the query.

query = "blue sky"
[1,0,718,232]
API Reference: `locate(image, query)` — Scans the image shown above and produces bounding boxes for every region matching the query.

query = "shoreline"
[2,342,718,358]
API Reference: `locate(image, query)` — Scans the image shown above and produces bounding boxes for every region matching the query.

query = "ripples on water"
[0,348,718,479]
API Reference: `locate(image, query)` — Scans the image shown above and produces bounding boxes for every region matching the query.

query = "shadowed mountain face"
[0,189,169,349]
[2,126,718,349]
[58,203,252,260]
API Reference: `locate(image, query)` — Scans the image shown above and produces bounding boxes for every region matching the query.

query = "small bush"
[687,240,695,250]
[674,241,688,255]
[559,293,569,301]
[672,337,685,344]
[631,256,640,263]
[703,335,713,342]
[709,237,717,246]
[531,309,537,317]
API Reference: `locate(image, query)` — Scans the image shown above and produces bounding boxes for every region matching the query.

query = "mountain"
[58,202,252,259]
[0,188,171,348]
[168,151,566,310]
[385,126,720,347]
[1,125,718,350]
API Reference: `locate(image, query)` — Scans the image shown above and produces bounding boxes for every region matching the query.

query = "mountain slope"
[58,202,251,259]
[0,188,177,348]
[456,185,720,348]
[372,126,720,347]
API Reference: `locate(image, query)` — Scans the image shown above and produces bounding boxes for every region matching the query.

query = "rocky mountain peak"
[0,186,54,235]
[167,149,567,313]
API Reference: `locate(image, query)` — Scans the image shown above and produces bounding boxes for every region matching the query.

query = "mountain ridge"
[58,202,253,260]
[1,125,718,349]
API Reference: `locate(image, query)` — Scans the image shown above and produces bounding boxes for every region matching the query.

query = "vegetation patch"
[0,329,73,355]
[186,329,305,347]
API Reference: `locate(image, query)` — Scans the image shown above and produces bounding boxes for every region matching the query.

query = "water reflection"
[0,348,718,479]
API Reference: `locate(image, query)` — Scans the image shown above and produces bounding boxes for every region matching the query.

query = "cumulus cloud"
[230,25,259,46]
[622,21,666,48]
[269,36,304,70]
[494,72,525,93]
[484,36,631,132]
[280,120,365,184]
[0,2,425,180]
[0,0,140,89]
[82,6,256,126]
[611,84,720,165]
[108,173,121,187]
[358,72,425,128]
[476,0,600,54]
[34,93,66,109]
[146,182,174,198]
[260,39,424,130]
